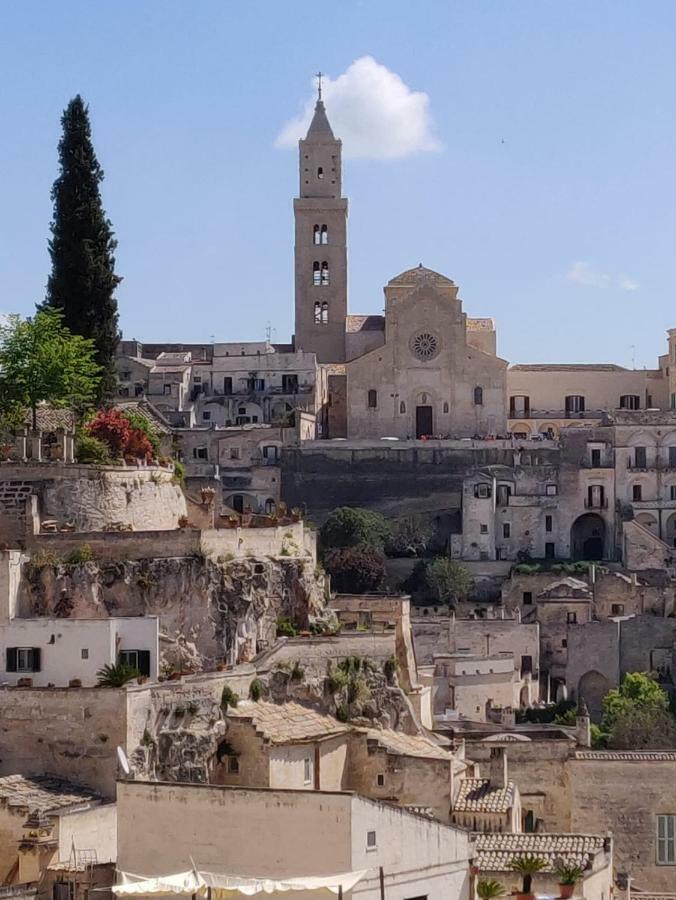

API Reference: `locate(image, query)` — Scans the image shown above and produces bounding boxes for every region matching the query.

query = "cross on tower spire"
[316,71,323,101]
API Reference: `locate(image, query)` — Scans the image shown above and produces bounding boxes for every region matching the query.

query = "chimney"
[488,746,508,789]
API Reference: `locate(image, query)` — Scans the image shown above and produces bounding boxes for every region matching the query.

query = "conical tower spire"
[306,73,335,140]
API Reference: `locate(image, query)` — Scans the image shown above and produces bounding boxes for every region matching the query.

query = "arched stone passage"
[578,670,611,722]
[635,512,658,535]
[570,513,605,560]
[666,512,676,549]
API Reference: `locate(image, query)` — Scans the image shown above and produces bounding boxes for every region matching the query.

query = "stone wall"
[0,464,187,545]
[569,752,676,892]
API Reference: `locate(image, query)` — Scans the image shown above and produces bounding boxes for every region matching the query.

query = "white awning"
[113,870,367,897]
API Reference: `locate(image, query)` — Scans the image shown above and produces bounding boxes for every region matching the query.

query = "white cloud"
[275,57,441,160]
[566,261,639,292]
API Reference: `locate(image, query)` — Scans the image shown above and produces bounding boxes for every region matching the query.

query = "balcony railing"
[509,408,605,420]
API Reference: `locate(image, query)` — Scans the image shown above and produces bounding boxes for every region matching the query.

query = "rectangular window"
[521,655,533,675]
[230,448,241,460]
[81,649,89,660]
[523,591,533,605]
[474,484,491,499]
[282,374,299,393]
[567,612,577,624]
[194,446,208,460]
[591,448,601,467]
[671,486,676,501]
[545,515,553,532]
[545,542,555,559]
[263,445,279,461]
[497,485,512,506]
[7,647,41,673]
[633,484,642,501]
[119,649,151,677]
[303,757,312,785]
[611,603,625,616]
[480,524,488,534]
[202,411,211,422]
[635,446,647,467]
[366,831,377,850]
[657,814,676,865]
[193,375,202,384]
[223,377,233,395]
[545,484,557,496]
[376,773,385,787]
[670,447,676,467]
[619,395,640,410]
[503,523,511,539]
[163,385,171,395]
[565,395,585,414]
[561,638,568,648]
[509,395,530,417]
[228,756,240,774]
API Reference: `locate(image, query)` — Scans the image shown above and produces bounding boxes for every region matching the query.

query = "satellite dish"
[117,746,131,777]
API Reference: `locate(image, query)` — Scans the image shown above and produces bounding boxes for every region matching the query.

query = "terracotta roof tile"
[23,408,75,432]
[454,778,515,814]
[0,775,101,814]
[365,729,453,761]
[227,701,350,744]
[575,750,676,761]
[474,832,606,873]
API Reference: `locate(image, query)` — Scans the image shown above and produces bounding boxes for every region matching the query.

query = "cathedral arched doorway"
[570,513,605,560]
[416,405,433,438]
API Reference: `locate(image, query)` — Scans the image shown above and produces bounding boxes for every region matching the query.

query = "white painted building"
[0,616,159,687]
[117,781,473,900]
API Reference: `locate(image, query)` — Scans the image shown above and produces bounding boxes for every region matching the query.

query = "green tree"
[42,95,121,401]
[323,545,387,593]
[425,557,473,605]
[602,672,669,731]
[0,310,101,429]
[320,507,390,550]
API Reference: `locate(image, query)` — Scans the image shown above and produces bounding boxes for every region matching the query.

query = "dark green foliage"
[74,429,112,464]
[519,698,574,724]
[96,662,139,687]
[509,857,547,893]
[249,678,264,701]
[220,685,239,710]
[401,557,472,605]
[323,545,386,593]
[173,460,186,483]
[42,96,121,401]
[320,507,390,550]
[276,617,299,637]
[335,703,349,722]
[64,544,95,565]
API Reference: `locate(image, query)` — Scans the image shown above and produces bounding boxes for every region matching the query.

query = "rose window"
[411,331,440,361]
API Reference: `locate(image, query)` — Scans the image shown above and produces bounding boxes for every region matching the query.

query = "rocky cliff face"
[20,555,326,667]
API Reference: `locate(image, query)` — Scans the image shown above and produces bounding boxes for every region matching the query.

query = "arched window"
[317,167,324,179]
[313,225,321,245]
[321,225,328,244]
[265,498,276,515]
[474,386,483,406]
[399,401,406,414]
[314,302,321,324]
[368,389,378,409]
[313,262,321,286]
[443,402,449,414]
[321,262,329,285]
[321,302,329,324]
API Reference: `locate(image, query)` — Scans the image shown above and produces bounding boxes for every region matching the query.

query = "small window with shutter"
[7,647,41,673]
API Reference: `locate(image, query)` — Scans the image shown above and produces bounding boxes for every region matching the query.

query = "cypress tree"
[43,95,121,402]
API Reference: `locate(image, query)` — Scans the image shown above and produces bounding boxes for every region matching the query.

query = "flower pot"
[68,678,82,688]
[559,886,574,899]
[515,894,534,900]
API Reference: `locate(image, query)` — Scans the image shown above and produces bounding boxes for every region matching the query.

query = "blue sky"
[1,1,675,366]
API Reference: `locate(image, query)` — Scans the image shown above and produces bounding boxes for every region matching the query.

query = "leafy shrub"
[221,685,239,710]
[75,429,112,465]
[87,409,154,463]
[320,507,390,550]
[323,545,386,593]
[249,678,264,701]
[276,617,299,637]
[121,410,160,457]
[64,544,95,566]
[335,703,349,722]
[173,459,186,483]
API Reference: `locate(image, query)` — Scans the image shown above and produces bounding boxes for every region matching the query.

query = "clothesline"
[113,869,368,897]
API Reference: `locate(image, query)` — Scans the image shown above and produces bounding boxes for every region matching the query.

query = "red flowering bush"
[86,409,155,463]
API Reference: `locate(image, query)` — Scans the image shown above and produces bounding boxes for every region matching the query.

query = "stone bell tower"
[293,75,348,363]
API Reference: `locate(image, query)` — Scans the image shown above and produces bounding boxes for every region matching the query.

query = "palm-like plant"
[96,662,140,687]
[509,857,548,895]
[477,879,506,900]
[554,863,584,886]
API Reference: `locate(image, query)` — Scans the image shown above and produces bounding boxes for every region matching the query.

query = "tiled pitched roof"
[227,701,350,744]
[0,775,101,814]
[345,315,384,334]
[114,400,173,434]
[454,778,515,814]
[474,832,606,873]
[23,407,75,432]
[575,750,676,761]
[365,729,453,761]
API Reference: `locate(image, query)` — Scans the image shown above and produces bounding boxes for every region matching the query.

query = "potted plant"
[554,864,584,899]
[509,857,547,900]
[476,880,505,900]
